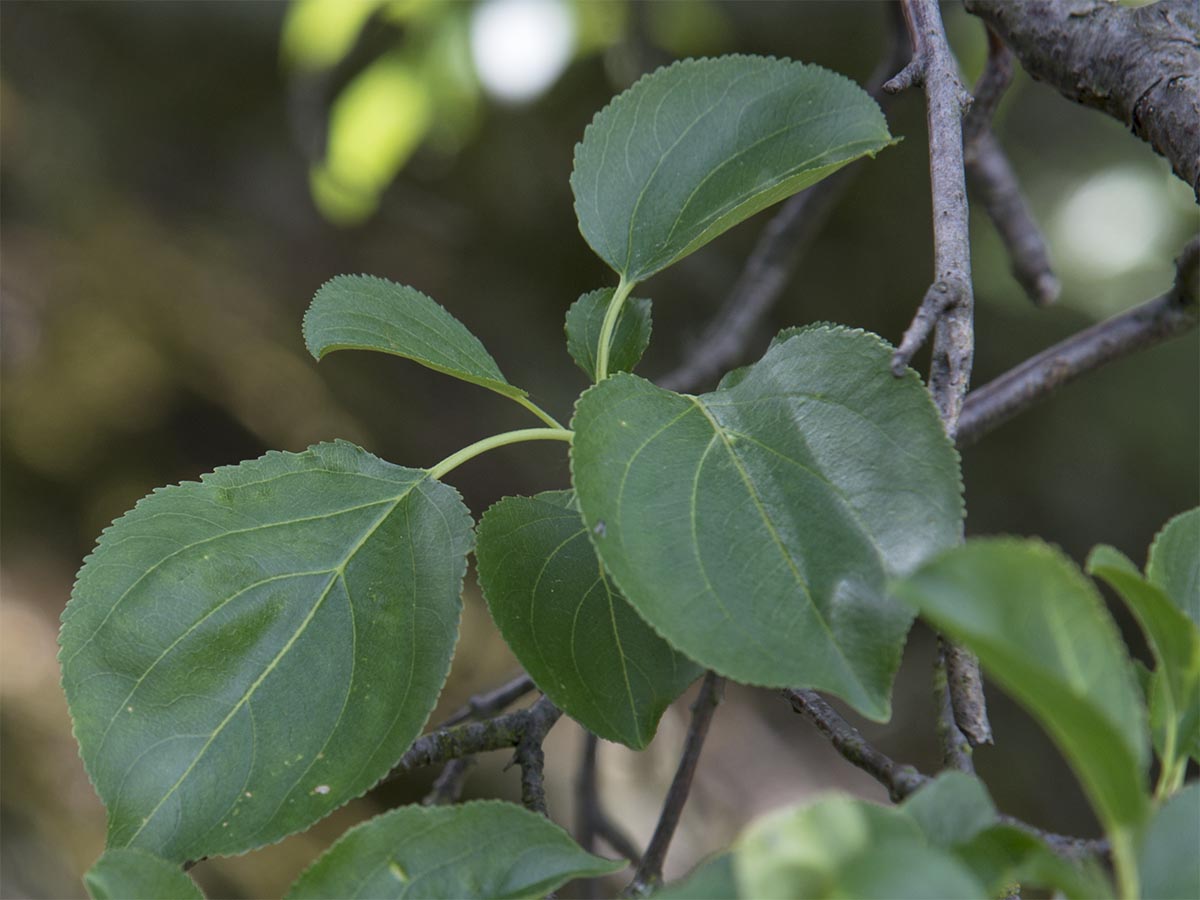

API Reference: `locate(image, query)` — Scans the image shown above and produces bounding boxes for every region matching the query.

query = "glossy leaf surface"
[894,540,1150,834]
[1148,507,1199,626]
[571,326,962,719]
[572,56,894,282]
[565,289,652,381]
[476,491,700,748]
[60,442,472,861]
[285,801,624,899]
[304,274,524,399]
[84,849,203,900]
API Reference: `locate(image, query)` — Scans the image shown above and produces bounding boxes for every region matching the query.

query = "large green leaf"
[571,56,894,283]
[570,326,962,719]
[285,801,625,899]
[736,797,984,900]
[1138,783,1200,900]
[1147,508,1199,627]
[304,274,524,400]
[565,289,652,381]
[894,540,1150,837]
[476,491,700,749]
[84,849,203,900]
[900,771,996,849]
[60,441,473,862]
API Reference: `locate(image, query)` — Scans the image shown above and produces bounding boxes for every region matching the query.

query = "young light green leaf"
[653,855,738,900]
[476,491,700,749]
[60,441,472,862]
[1138,782,1200,900]
[901,771,997,849]
[893,540,1150,838]
[571,326,962,720]
[565,289,653,381]
[571,56,894,283]
[285,800,625,899]
[1147,507,1199,627]
[955,825,1114,900]
[736,797,984,900]
[84,848,204,900]
[304,274,524,400]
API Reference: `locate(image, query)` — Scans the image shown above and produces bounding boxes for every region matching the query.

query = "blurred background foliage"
[1,1,1195,897]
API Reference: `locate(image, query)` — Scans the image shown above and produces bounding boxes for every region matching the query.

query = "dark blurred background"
[2,1,1196,897]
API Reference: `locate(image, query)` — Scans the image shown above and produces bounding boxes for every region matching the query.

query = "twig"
[437,671,536,729]
[933,643,975,773]
[657,5,910,393]
[513,696,563,816]
[957,236,1200,448]
[779,688,1109,858]
[423,758,474,806]
[576,732,641,881]
[963,29,1060,307]
[886,0,994,756]
[625,673,725,897]
[782,688,929,801]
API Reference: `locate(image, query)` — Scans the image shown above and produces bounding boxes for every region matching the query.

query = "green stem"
[513,394,566,430]
[427,427,573,481]
[595,276,635,382]
[1154,718,1180,802]
[1111,827,1140,900]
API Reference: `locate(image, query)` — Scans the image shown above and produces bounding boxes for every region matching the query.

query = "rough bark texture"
[966,0,1200,198]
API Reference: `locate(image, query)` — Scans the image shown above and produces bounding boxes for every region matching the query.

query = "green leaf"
[476,491,700,749]
[654,855,738,900]
[565,289,653,381]
[304,274,525,400]
[1138,783,1200,900]
[285,800,625,899]
[1147,508,1199,627]
[1088,545,1200,775]
[955,825,1113,900]
[84,849,204,900]
[901,771,997,848]
[570,326,962,719]
[60,441,473,862]
[893,540,1150,837]
[736,797,984,900]
[571,56,894,283]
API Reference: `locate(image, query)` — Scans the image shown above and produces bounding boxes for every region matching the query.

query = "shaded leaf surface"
[60,442,472,861]
[1138,783,1200,900]
[572,56,894,282]
[1148,508,1199,627]
[956,826,1113,900]
[84,849,203,900]
[653,855,738,900]
[901,771,997,849]
[304,274,524,399]
[285,801,624,899]
[476,491,700,748]
[571,326,962,719]
[894,540,1149,834]
[565,289,652,381]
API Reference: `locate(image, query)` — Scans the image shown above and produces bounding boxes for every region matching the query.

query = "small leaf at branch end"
[894,539,1150,837]
[571,325,962,720]
[1147,507,1199,627]
[303,274,525,399]
[572,56,895,283]
[60,441,473,862]
[1138,782,1200,900]
[477,491,700,749]
[84,849,204,900]
[285,801,625,899]
[565,289,653,381]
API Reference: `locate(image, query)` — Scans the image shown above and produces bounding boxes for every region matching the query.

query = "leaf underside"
[571,325,963,720]
[60,441,473,862]
[565,289,653,381]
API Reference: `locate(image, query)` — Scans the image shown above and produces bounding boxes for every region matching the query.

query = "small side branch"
[422,758,474,806]
[514,696,563,816]
[957,236,1200,448]
[576,732,642,881]
[934,643,976,773]
[626,672,725,897]
[438,671,536,729]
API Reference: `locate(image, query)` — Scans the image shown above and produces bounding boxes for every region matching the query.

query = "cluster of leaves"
[59,54,1197,899]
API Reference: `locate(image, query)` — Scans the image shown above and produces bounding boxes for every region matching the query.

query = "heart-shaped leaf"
[304,274,524,399]
[571,56,894,283]
[84,849,203,900]
[60,441,472,862]
[565,289,653,381]
[476,491,700,749]
[1148,508,1199,627]
[571,326,962,719]
[894,540,1150,841]
[285,801,625,899]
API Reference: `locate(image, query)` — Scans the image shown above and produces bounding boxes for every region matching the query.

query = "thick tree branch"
[886,0,993,756]
[626,673,724,897]
[515,697,562,816]
[658,6,909,392]
[957,236,1200,448]
[965,0,1200,199]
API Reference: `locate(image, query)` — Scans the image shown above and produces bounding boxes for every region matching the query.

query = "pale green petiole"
[512,394,566,430]
[428,427,573,480]
[594,276,635,382]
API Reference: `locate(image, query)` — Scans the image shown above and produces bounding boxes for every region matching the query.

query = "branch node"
[891,279,961,375]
